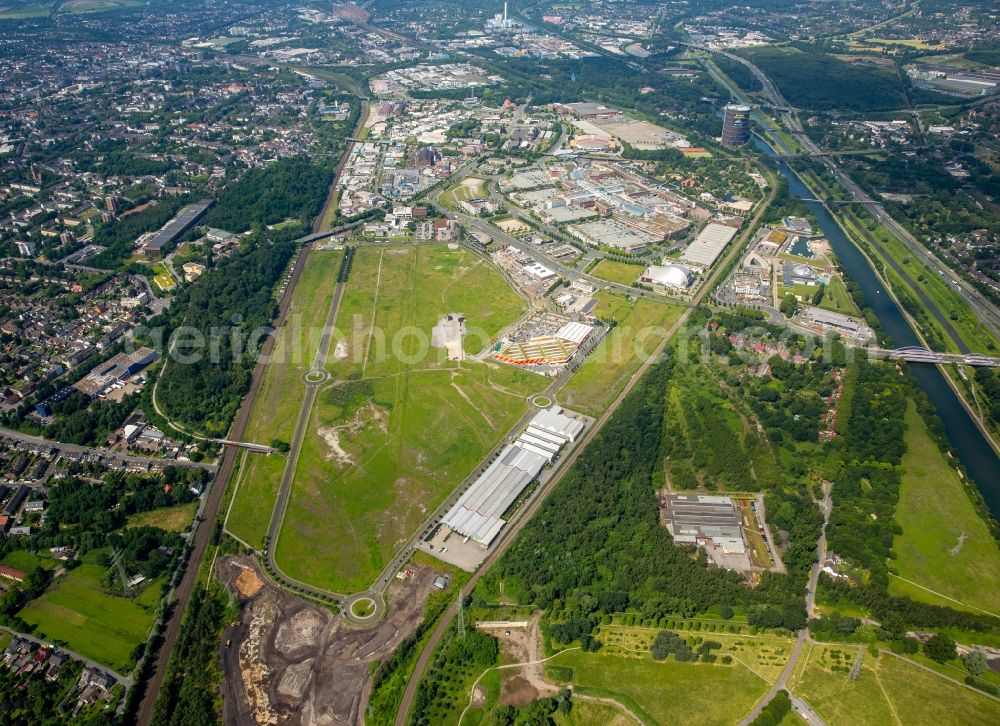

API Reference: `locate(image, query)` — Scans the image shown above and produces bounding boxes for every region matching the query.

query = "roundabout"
[346,595,380,622]
[531,395,552,408]
[302,368,330,385]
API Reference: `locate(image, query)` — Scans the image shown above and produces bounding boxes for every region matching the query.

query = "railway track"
[134,100,370,726]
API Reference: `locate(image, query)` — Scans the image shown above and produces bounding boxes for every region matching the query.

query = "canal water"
[754,136,1000,518]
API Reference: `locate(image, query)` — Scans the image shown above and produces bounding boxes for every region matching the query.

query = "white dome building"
[640,263,692,289]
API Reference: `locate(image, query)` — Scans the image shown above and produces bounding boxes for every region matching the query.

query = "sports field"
[545,647,771,726]
[559,291,684,417]
[274,245,541,593]
[792,643,1000,725]
[888,401,1000,616]
[226,249,342,548]
[590,259,644,286]
[20,556,162,673]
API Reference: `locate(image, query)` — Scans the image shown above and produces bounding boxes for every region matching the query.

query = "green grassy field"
[888,401,1000,616]
[545,647,771,726]
[440,178,488,208]
[225,250,342,548]
[877,653,1000,724]
[125,502,198,533]
[20,555,162,673]
[793,643,1000,725]
[599,624,794,682]
[816,275,860,316]
[791,643,894,726]
[327,246,526,378]
[784,282,821,301]
[1,550,57,572]
[842,212,998,355]
[559,291,684,417]
[553,699,634,726]
[590,259,644,286]
[151,263,176,292]
[275,245,540,593]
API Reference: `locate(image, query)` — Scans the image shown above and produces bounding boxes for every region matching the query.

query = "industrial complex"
[426,407,585,569]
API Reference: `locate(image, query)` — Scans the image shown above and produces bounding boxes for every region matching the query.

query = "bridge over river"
[870,346,1000,367]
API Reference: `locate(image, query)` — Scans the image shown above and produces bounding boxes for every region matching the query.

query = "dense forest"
[153,236,296,436]
[201,156,332,233]
[736,46,908,112]
[479,346,768,619]
[44,469,202,533]
[150,587,228,726]
[712,55,763,93]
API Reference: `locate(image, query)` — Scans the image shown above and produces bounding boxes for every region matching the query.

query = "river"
[754,136,1000,518]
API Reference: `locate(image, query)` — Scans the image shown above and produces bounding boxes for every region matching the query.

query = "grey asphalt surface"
[0,424,217,472]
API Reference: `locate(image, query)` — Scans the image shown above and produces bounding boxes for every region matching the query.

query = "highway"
[710,47,1000,340]
[0,425,217,472]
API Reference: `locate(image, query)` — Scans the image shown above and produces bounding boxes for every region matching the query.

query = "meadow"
[225,249,342,548]
[559,291,684,417]
[20,555,162,673]
[274,245,540,593]
[792,642,1000,725]
[544,647,771,726]
[888,401,1000,616]
[590,259,644,286]
[126,501,198,533]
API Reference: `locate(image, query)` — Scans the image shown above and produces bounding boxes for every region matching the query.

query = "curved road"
[710,45,1000,339]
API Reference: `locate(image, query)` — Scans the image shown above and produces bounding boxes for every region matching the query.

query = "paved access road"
[711,46,1000,340]
[0,626,133,686]
[0,425,217,473]
[737,482,833,726]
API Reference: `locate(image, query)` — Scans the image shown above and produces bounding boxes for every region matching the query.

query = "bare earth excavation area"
[218,556,439,725]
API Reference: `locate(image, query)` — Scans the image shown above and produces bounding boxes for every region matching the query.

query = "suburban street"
[0,626,133,687]
[0,424,217,472]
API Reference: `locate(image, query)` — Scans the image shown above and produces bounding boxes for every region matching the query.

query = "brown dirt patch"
[217,556,442,725]
[500,674,538,707]
[234,566,264,598]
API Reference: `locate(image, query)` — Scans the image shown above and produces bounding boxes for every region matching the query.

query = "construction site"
[217,556,444,725]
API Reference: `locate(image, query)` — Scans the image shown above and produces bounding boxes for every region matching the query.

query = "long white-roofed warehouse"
[680,222,738,268]
[429,407,585,567]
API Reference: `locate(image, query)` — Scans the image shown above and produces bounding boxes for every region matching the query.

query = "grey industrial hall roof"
[442,444,547,546]
[143,200,213,250]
